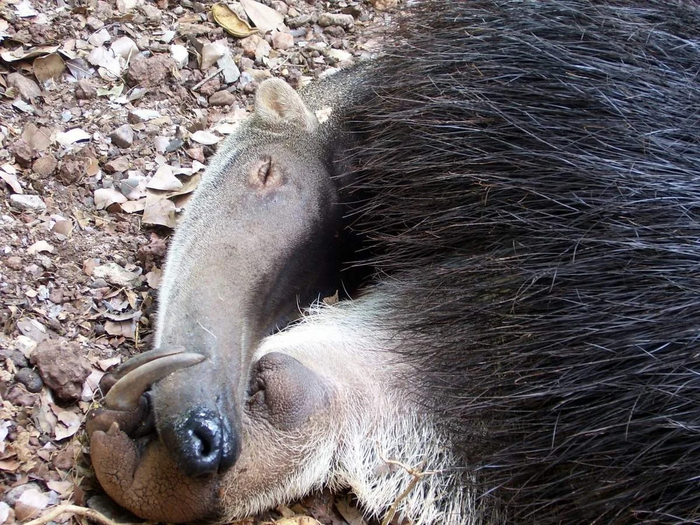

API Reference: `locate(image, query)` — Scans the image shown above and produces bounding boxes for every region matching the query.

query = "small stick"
[191,67,224,91]
[378,452,439,525]
[24,504,125,525]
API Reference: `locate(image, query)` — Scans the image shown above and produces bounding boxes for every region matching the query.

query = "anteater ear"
[254,78,318,131]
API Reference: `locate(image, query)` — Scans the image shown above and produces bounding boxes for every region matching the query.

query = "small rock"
[324,25,345,38]
[170,44,189,69]
[103,156,130,173]
[141,2,162,23]
[318,13,354,29]
[92,262,142,287]
[111,36,139,59]
[271,1,287,15]
[287,14,311,29]
[6,385,37,407]
[86,15,104,31]
[328,48,353,63]
[33,155,58,177]
[209,90,237,106]
[14,335,37,359]
[10,139,33,168]
[369,0,398,9]
[127,109,160,123]
[5,256,22,270]
[15,367,43,393]
[75,79,97,100]
[272,30,294,51]
[5,483,42,507]
[88,28,111,47]
[199,77,221,97]
[240,35,263,59]
[7,73,42,100]
[52,446,75,470]
[127,54,173,88]
[6,349,28,368]
[9,194,46,212]
[58,156,86,185]
[30,340,91,402]
[110,124,134,149]
[186,147,205,163]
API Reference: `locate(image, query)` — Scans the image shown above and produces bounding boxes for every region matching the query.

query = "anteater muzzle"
[88,78,342,522]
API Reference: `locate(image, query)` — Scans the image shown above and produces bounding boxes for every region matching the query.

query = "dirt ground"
[0,0,398,522]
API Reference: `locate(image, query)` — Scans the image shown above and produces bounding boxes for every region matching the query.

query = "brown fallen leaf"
[0,165,22,193]
[33,53,66,83]
[142,193,177,228]
[14,488,49,521]
[240,0,285,34]
[274,518,323,525]
[212,3,257,38]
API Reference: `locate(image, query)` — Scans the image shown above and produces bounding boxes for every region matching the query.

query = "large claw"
[105,348,205,411]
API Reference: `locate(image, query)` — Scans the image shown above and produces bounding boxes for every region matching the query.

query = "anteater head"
[87,79,347,522]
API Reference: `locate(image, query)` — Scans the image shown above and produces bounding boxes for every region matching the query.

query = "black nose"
[162,407,239,477]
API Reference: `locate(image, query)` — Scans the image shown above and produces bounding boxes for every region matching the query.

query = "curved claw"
[105,352,206,411]
[112,346,188,379]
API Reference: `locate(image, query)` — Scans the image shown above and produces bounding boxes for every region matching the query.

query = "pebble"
[287,14,311,29]
[7,73,42,100]
[272,30,294,51]
[5,483,42,507]
[369,0,398,10]
[30,340,91,402]
[318,13,355,29]
[15,367,43,393]
[32,155,58,177]
[9,194,46,212]
[170,44,189,69]
[104,156,130,173]
[5,256,22,270]
[110,124,135,149]
[209,90,237,106]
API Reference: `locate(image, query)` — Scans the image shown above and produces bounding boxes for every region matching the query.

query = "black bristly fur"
[342,1,700,522]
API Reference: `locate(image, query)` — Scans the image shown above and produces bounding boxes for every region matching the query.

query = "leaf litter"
[0,0,399,522]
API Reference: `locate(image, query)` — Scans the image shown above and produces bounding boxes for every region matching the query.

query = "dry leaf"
[51,217,73,237]
[190,130,221,145]
[14,488,49,521]
[87,47,121,77]
[147,164,183,191]
[22,122,53,152]
[54,410,81,440]
[200,42,226,71]
[46,480,73,497]
[212,3,257,37]
[0,459,20,472]
[120,199,147,213]
[27,240,54,255]
[65,57,92,80]
[274,518,323,525]
[146,267,162,289]
[241,0,285,33]
[33,53,66,83]
[56,128,90,146]
[93,262,142,287]
[0,45,59,63]
[142,193,177,228]
[0,167,22,194]
[94,188,127,209]
[111,36,138,60]
[0,501,10,524]
[104,320,136,339]
[15,0,39,17]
